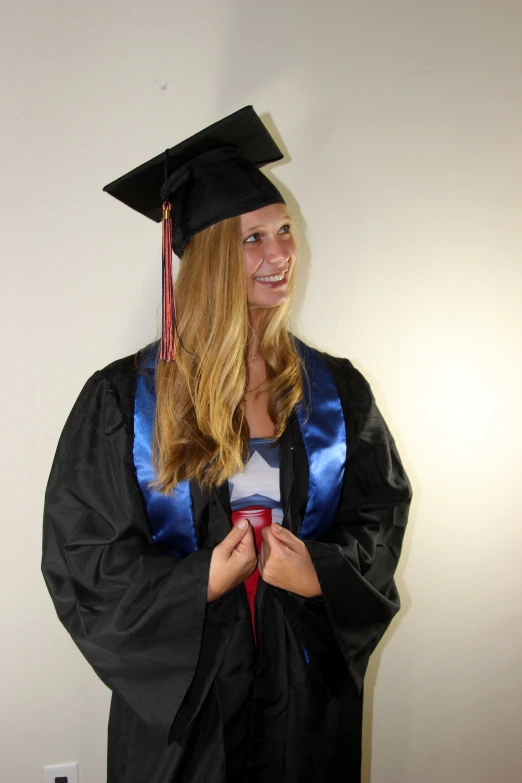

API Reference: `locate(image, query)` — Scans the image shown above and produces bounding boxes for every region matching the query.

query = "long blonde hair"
[152,215,303,493]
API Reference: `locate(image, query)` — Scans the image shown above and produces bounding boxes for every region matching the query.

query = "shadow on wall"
[257,117,419,783]
[269,124,419,783]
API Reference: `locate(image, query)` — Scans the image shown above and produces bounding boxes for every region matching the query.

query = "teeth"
[255,273,285,282]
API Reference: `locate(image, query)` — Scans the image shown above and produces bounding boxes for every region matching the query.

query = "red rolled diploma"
[231,506,274,640]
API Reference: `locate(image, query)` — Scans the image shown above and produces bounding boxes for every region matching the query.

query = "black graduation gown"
[42,348,412,783]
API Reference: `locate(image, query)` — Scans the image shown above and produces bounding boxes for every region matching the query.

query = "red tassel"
[160,200,177,361]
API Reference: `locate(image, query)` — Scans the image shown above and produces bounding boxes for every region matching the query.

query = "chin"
[249,294,288,309]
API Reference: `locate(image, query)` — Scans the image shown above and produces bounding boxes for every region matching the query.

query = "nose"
[265,235,290,265]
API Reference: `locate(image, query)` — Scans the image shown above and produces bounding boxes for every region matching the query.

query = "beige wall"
[2,1,521,781]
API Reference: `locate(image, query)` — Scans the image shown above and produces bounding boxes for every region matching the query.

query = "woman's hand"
[258,524,322,598]
[207,520,257,602]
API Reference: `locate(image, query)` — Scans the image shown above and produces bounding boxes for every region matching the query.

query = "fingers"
[233,523,256,556]
[258,541,267,573]
[232,524,257,579]
[208,522,257,602]
[262,524,303,554]
[261,525,284,553]
[271,523,304,553]
[222,519,250,554]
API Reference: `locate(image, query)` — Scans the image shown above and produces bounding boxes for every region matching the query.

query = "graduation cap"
[103,106,286,361]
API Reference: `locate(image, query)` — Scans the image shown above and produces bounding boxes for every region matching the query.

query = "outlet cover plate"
[42,761,79,783]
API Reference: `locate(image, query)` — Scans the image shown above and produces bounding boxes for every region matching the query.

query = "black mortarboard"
[103,106,286,362]
[103,105,285,258]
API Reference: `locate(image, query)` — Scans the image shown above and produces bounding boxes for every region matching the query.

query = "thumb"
[270,523,302,552]
[222,519,250,553]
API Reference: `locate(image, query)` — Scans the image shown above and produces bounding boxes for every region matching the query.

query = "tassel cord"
[160,200,193,361]
[161,150,193,361]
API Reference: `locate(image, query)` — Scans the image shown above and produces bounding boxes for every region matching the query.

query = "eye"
[278,224,291,235]
[244,233,260,243]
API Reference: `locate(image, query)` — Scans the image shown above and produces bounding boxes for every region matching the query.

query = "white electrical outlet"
[42,761,79,783]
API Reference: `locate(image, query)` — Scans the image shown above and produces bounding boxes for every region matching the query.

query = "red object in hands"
[231,506,273,642]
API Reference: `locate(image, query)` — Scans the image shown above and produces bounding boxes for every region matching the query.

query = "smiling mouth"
[254,272,287,283]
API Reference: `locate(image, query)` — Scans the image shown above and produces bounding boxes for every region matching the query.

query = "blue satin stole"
[133,340,346,556]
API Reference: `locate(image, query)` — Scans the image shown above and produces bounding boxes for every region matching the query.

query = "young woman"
[42,107,412,783]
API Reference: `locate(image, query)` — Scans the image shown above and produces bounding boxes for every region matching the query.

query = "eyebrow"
[242,215,292,233]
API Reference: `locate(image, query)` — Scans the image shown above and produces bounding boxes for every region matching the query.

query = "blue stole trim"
[133,344,198,557]
[293,339,347,541]
[133,340,346,554]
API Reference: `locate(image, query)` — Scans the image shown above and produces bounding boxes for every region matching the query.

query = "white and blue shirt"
[229,438,283,525]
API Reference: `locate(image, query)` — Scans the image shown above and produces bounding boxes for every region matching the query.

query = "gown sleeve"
[295,357,412,696]
[41,369,227,743]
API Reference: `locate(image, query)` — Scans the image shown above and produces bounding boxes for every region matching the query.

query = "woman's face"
[240,203,296,310]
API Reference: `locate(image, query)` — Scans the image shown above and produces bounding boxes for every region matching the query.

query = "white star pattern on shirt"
[229,449,280,506]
